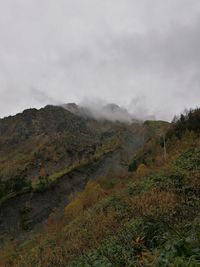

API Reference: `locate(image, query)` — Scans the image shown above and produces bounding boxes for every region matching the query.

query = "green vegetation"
[175,148,200,171]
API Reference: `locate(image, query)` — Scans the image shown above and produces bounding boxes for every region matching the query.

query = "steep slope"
[0,105,98,180]
[0,104,147,244]
[1,108,199,267]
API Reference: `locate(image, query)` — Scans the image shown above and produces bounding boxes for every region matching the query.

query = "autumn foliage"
[0,108,200,267]
[65,181,105,220]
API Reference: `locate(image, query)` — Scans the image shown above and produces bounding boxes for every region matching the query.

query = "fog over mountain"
[62,102,136,122]
[0,0,200,120]
[62,99,157,122]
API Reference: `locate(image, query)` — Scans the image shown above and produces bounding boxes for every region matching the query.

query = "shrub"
[145,170,186,193]
[0,171,31,200]
[175,148,200,171]
[65,181,105,220]
[135,164,149,177]
[131,188,178,218]
[154,218,200,267]
[82,181,106,208]
[100,195,130,219]
[70,219,144,267]
[64,196,83,220]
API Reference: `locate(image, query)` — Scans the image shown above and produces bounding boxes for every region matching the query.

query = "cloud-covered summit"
[62,102,137,123]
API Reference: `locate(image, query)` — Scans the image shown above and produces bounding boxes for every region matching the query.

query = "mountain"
[0,103,151,243]
[0,105,98,181]
[0,107,199,266]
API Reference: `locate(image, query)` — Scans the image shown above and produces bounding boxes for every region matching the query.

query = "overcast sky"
[0,0,200,120]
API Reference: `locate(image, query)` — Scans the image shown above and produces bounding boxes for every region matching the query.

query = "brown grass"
[131,188,180,216]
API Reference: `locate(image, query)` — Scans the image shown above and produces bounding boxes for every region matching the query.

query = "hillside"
[0,105,98,180]
[0,108,199,266]
[0,104,149,244]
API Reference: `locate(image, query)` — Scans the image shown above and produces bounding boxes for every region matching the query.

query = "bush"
[131,188,178,218]
[146,170,186,193]
[65,181,105,220]
[154,218,200,267]
[175,148,200,171]
[70,219,144,267]
[64,196,83,220]
[135,164,149,177]
[0,171,31,200]
[100,195,130,220]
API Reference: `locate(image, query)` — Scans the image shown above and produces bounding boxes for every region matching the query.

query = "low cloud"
[30,88,61,106]
[79,98,133,122]
[63,98,156,122]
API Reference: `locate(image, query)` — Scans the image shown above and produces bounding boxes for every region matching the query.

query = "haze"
[0,0,200,121]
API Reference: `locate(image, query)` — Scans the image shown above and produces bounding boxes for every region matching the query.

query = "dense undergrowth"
[0,109,200,266]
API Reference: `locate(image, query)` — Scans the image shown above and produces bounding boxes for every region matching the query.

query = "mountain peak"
[61,102,137,123]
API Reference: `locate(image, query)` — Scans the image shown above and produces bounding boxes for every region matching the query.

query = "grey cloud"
[0,0,200,120]
[30,88,61,106]
[78,99,134,122]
